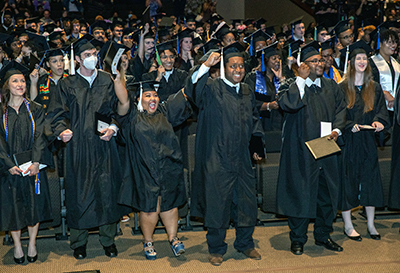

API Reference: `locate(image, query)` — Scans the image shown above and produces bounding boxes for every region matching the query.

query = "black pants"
[70,222,117,249]
[288,171,335,244]
[206,226,255,255]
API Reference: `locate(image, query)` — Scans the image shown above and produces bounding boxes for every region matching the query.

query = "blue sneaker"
[143,242,157,260]
[170,237,185,257]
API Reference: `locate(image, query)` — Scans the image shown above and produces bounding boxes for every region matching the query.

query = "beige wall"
[216,0,245,23]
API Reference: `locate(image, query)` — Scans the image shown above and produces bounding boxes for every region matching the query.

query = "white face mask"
[83,55,98,70]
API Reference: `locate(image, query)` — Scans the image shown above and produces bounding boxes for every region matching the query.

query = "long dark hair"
[1,78,28,113]
[341,54,375,113]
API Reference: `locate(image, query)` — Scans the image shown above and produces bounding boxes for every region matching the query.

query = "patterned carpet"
[1,212,400,273]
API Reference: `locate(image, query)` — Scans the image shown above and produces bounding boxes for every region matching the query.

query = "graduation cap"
[44,48,65,60]
[25,17,40,25]
[142,6,151,25]
[370,21,395,50]
[43,23,57,34]
[90,38,105,50]
[158,17,174,28]
[100,41,130,74]
[69,35,96,75]
[276,32,286,40]
[195,21,203,29]
[320,38,334,51]
[5,32,19,47]
[212,22,233,40]
[209,13,224,25]
[243,29,270,56]
[91,20,110,33]
[283,39,303,57]
[331,19,350,38]
[198,38,221,55]
[193,35,203,47]
[26,31,50,51]
[175,28,193,54]
[0,61,30,87]
[255,18,267,29]
[256,42,279,72]
[340,39,373,73]
[290,16,303,37]
[231,19,242,26]
[265,26,276,37]
[243,19,254,26]
[293,40,320,64]
[130,80,160,111]
[219,41,246,79]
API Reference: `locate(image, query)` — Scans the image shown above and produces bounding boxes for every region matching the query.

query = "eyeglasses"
[304,59,325,64]
[321,54,334,59]
[340,34,354,40]
[229,64,245,70]
[160,55,175,60]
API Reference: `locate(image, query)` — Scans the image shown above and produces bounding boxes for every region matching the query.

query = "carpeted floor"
[1,212,400,273]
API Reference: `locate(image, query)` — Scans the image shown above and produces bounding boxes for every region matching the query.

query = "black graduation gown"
[185,66,264,229]
[142,69,188,102]
[47,70,127,230]
[338,82,389,210]
[128,55,153,82]
[244,71,283,131]
[388,83,400,209]
[0,101,52,231]
[276,77,347,218]
[117,91,191,212]
[174,56,193,72]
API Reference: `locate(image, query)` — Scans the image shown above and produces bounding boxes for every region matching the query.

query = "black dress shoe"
[315,238,343,252]
[291,241,304,255]
[73,245,87,259]
[27,254,38,263]
[344,230,362,241]
[14,256,25,264]
[104,243,118,257]
[368,231,381,240]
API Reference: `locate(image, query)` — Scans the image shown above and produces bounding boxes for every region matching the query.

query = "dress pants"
[70,222,117,249]
[206,186,256,255]
[288,170,335,244]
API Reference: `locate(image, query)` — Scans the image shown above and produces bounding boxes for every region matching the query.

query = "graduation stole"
[255,71,267,95]
[323,66,342,83]
[39,71,68,94]
[3,98,40,194]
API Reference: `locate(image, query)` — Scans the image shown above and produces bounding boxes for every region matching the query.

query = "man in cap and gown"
[277,41,347,255]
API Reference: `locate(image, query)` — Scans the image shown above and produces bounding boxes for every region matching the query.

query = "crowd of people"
[1,0,400,267]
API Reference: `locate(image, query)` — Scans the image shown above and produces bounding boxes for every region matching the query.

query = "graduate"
[338,40,389,241]
[142,39,188,102]
[30,48,68,114]
[174,28,195,72]
[321,39,343,83]
[244,42,284,131]
[115,79,191,260]
[186,42,264,266]
[277,41,347,255]
[0,62,53,264]
[46,38,128,260]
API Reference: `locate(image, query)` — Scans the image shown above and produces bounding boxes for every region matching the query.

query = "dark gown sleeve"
[31,103,47,164]
[46,78,70,138]
[0,130,15,172]
[369,59,381,84]
[373,82,390,127]
[160,90,192,127]
[184,65,211,108]
[278,78,306,113]
[331,80,347,132]
[244,73,264,112]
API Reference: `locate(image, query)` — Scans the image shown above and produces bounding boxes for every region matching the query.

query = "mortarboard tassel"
[362,20,364,32]
[154,32,158,43]
[89,25,91,35]
[137,83,144,112]
[98,52,102,69]
[261,50,265,72]
[344,46,350,74]
[288,44,291,57]
[176,38,180,54]
[35,173,40,195]
[207,30,210,41]
[220,50,225,80]
[70,44,75,75]
[131,46,135,58]
[155,46,162,66]
[203,46,205,55]
[297,47,301,65]
[314,27,317,40]
[184,17,187,28]
[249,36,254,56]
[292,24,294,38]
[60,18,63,29]
[377,28,380,50]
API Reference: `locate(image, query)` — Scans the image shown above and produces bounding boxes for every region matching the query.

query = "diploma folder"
[305,136,341,160]
[13,150,47,176]
[95,112,111,135]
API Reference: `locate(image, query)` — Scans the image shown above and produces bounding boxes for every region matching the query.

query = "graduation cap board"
[255,18,267,29]
[370,21,396,50]
[255,41,279,72]
[293,40,321,65]
[130,80,160,112]
[283,39,303,57]
[199,38,221,55]
[0,61,30,86]
[339,39,373,73]
[219,41,246,79]
[26,31,50,51]
[101,41,130,75]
